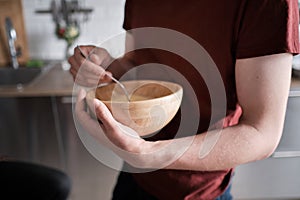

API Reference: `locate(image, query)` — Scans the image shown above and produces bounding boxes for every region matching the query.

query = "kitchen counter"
[0,62,300,98]
[0,62,74,97]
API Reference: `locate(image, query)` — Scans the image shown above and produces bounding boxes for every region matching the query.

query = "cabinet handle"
[272,151,300,158]
[289,90,300,97]
[61,96,76,104]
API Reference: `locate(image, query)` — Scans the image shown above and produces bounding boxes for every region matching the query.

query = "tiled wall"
[22,0,126,60]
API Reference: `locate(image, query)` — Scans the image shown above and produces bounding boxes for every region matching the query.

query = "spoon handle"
[105,73,130,101]
[77,45,130,101]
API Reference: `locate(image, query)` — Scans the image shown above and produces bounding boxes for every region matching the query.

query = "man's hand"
[68,45,113,87]
[75,89,169,169]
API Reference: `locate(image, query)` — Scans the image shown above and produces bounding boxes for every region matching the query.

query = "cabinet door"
[276,95,300,152]
[231,158,300,199]
[231,96,300,199]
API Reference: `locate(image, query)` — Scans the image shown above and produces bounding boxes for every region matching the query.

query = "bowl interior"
[94,80,180,102]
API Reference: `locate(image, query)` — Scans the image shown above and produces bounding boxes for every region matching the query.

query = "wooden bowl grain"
[87,80,183,136]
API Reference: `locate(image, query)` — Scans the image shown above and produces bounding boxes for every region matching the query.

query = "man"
[68,0,299,199]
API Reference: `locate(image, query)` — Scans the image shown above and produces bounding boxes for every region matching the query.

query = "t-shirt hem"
[236,46,300,59]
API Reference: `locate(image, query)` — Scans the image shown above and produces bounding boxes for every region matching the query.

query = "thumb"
[94,99,116,130]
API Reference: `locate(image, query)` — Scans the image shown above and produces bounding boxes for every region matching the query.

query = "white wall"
[22,0,126,60]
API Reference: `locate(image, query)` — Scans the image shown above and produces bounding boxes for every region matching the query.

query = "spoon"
[77,45,130,101]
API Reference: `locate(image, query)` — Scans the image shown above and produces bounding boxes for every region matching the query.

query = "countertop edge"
[1,63,300,98]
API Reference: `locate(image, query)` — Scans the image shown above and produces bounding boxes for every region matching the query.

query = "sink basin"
[0,67,42,86]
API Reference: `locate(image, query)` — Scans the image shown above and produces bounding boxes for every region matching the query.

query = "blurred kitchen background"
[25,0,126,60]
[0,0,300,199]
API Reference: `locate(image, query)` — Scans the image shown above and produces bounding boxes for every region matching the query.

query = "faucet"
[5,17,19,69]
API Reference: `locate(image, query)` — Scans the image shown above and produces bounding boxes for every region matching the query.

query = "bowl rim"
[88,80,183,104]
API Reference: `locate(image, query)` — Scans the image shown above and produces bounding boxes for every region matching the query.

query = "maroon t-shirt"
[111,0,299,199]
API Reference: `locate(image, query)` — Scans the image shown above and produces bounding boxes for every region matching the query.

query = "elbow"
[253,128,283,161]
[258,145,276,160]
[261,137,280,159]
[239,121,283,162]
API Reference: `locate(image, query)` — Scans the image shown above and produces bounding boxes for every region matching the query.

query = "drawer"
[277,96,300,151]
[231,157,300,199]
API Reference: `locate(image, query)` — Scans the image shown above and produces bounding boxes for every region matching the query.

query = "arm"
[164,53,292,170]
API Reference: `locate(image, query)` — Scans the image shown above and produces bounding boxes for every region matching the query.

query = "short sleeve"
[236,0,300,59]
[123,0,132,30]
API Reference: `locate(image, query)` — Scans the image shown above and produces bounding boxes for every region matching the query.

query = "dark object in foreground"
[0,161,71,200]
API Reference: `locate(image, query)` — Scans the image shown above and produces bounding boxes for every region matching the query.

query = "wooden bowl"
[86,80,183,136]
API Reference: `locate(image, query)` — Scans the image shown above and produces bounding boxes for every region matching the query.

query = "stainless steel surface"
[0,67,41,86]
[5,17,19,69]
[77,45,130,101]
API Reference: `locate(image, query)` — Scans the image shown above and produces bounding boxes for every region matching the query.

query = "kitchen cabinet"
[231,93,300,199]
[0,96,73,169]
[0,63,119,200]
[0,63,74,169]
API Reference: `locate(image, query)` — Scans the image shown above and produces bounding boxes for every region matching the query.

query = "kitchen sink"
[0,67,42,86]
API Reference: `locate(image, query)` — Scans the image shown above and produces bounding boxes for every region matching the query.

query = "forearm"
[160,122,280,171]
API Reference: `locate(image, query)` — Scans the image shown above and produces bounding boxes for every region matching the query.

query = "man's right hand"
[68,45,114,87]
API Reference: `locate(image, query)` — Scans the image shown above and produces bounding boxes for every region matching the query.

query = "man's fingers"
[81,59,105,77]
[75,89,87,114]
[93,99,116,131]
[69,45,113,87]
[75,89,108,140]
[75,89,95,125]
[89,48,112,68]
[73,74,96,87]
[75,45,96,59]
[76,59,107,85]
[72,60,105,86]
[75,89,94,128]
[89,53,104,66]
